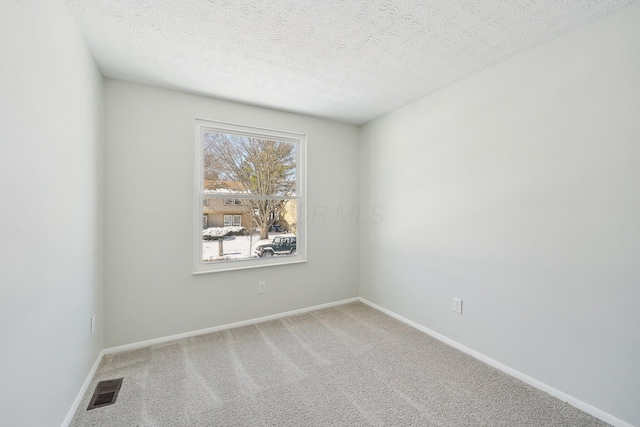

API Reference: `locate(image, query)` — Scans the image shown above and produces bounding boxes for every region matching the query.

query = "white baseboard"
[61,349,105,427]
[104,297,360,355]
[358,297,632,427]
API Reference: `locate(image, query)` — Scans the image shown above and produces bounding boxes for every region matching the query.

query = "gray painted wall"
[359,4,640,425]
[0,1,104,426]
[103,80,360,348]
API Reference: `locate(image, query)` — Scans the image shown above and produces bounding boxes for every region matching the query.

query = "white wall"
[0,1,104,426]
[360,4,640,426]
[104,80,359,347]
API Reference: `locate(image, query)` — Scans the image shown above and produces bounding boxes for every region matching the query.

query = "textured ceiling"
[64,0,636,124]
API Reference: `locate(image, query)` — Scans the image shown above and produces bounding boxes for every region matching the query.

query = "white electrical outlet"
[258,281,266,294]
[91,314,96,334]
[453,298,463,314]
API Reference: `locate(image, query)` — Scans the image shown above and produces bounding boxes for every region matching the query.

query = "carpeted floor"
[71,302,609,426]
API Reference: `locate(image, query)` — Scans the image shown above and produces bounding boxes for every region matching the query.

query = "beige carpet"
[71,302,608,426]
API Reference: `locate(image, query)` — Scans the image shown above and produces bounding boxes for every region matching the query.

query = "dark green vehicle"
[255,236,297,257]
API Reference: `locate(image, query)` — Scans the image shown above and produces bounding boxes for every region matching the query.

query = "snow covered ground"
[202,231,288,262]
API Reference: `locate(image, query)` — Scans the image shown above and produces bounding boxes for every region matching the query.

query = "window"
[223,214,242,227]
[195,119,306,273]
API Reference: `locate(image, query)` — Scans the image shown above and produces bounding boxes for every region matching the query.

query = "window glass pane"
[203,132,297,196]
[202,198,297,263]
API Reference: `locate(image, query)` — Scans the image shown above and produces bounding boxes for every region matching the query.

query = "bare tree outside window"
[204,133,296,240]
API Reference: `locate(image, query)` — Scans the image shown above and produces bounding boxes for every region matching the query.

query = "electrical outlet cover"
[453,298,463,314]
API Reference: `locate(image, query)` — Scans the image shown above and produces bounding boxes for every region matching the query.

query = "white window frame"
[223,214,242,227]
[194,119,307,274]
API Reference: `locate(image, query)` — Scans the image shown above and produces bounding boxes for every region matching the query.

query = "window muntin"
[195,119,306,273]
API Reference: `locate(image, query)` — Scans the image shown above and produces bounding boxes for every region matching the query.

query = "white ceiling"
[64,0,635,124]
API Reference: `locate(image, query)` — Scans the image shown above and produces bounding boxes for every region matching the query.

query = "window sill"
[192,257,307,274]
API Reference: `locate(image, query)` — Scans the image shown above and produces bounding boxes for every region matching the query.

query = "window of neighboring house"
[203,214,209,229]
[224,198,242,206]
[223,214,242,227]
[195,119,306,273]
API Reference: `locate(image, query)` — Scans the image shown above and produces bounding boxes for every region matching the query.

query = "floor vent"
[87,378,123,410]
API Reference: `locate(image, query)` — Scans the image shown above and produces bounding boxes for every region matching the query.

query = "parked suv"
[255,236,297,257]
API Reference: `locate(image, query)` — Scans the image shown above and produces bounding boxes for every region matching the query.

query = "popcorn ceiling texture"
[70,303,608,426]
[64,0,636,123]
